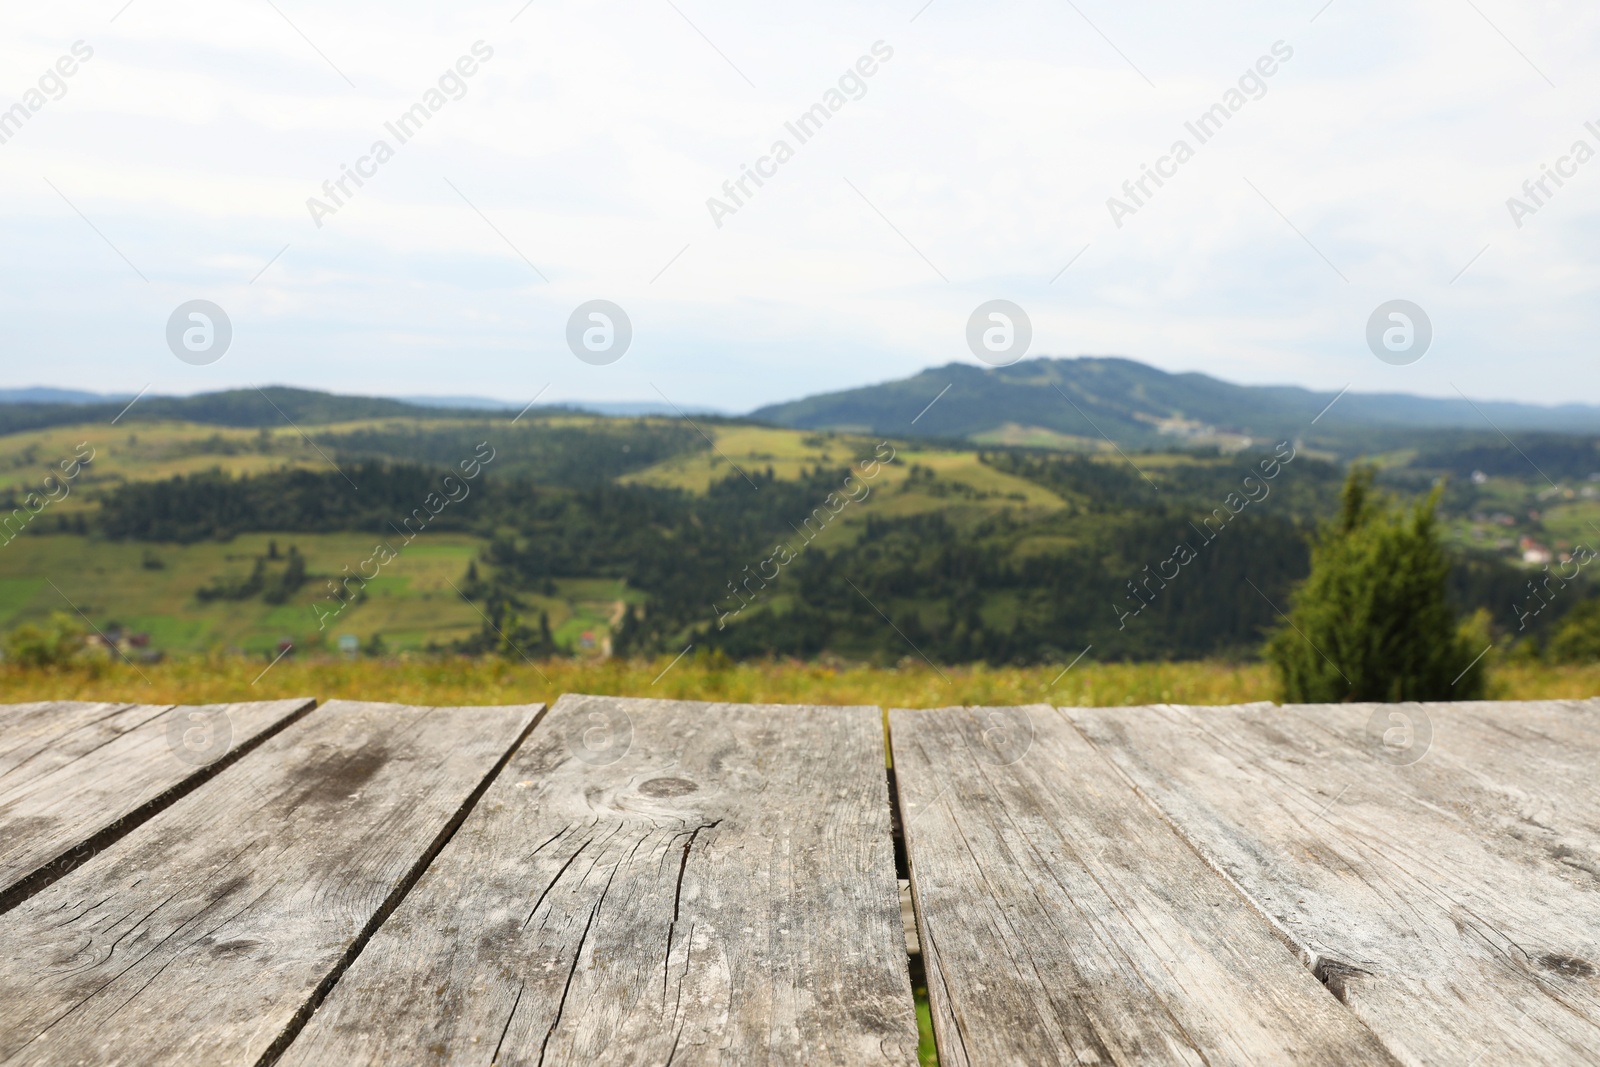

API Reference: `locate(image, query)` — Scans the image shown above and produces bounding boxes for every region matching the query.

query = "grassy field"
[969,423,1109,450]
[0,413,673,496]
[0,532,642,656]
[618,425,1063,504]
[0,420,345,497]
[617,425,867,491]
[3,655,1596,708]
[0,532,489,653]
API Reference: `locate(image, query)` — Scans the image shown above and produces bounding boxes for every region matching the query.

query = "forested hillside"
[1,393,1593,664]
[0,387,538,437]
[77,446,1332,661]
[753,357,1600,455]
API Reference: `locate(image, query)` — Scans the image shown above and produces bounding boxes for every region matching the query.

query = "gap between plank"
[884,723,943,1067]
[0,699,321,919]
[253,704,549,1067]
[886,766,911,880]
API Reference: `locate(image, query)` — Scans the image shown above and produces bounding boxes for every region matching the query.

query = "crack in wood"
[663,820,722,1007]
[489,980,524,1066]
[11,885,191,1061]
[537,899,601,1067]
[521,833,596,931]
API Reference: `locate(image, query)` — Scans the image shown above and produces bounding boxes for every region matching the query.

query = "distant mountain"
[555,401,723,417]
[0,386,725,438]
[0,387,532,437]
[4,362,1593,456]
[333,392,733,419]
[0,387,134,404]
[0,386,721,422]
[749,357,1600,453]
[398,397,723,417]
[398,395,519,410]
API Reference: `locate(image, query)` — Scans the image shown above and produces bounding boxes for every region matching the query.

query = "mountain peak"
[750,356,1600,453]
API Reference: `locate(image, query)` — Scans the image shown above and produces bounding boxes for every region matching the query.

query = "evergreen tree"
[612,603,649,656]
[262,546,306,604]
[461,560,487,599]
[1267,466,1487,702]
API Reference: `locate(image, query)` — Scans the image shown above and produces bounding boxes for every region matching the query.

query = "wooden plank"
[0,699,541,1067]
[278,694,919,1066]
[891,704,1398,1066]
[0,702,150,766]
[0,699,315,907]
[1066,700,1600,1067]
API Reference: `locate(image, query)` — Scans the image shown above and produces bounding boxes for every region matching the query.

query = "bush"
[1548,599,1600,663]
[3,612,88,667]
[1267,466,1487,702]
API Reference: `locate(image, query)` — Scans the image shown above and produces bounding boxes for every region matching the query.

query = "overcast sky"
[1,0,1596,411]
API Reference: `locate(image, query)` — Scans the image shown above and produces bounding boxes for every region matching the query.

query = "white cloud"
[0,0,1595,410]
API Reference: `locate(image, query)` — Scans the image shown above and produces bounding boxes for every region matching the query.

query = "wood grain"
[0,699,314,905]
[0,699,540,1067]
[891,704,1398,1066]
[278,694,919,1066]
[1066,700,1600,1067]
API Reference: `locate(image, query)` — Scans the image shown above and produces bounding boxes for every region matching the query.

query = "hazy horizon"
[6,351,1600,418]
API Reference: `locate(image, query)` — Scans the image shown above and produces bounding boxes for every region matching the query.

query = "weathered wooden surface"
[1067,700,1600,1067]
[891,704,1398,1066]
[279,694,919,1066]
[0,699,540,1067]
[0,699,314,907]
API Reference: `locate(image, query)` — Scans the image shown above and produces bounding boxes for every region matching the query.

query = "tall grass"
[2,655,1594,707]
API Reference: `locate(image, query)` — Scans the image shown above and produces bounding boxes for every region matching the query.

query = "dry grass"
[2,656,1595,708]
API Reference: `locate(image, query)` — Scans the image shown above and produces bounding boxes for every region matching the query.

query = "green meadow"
[0,531,639,657]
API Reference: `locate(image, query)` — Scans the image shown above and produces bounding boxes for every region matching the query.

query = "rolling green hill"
[751,357,1600,457]
[0,386,545,438]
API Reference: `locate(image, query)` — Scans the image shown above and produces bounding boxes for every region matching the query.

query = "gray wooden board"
[278,694,920,1066]
[0,699,541,1067]
[890,704,1399,1067]
[1066,700,1600,1067]
[0,699,314,902]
